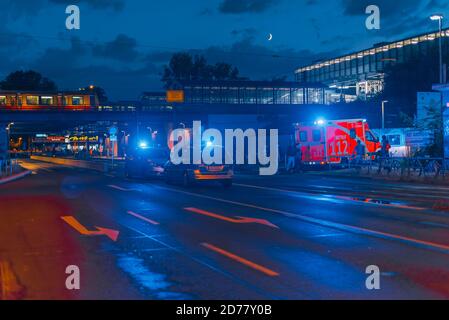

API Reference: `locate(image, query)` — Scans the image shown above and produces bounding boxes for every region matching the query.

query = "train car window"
[26,96,39,105]
[41,96,54,105]
[72,96,84,105]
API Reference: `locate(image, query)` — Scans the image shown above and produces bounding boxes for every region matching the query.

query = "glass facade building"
[179,80,328,105]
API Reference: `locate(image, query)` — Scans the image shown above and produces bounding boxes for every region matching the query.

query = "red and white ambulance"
[294,119,381,166]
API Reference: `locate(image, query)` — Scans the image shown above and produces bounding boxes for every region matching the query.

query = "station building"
[142,80,332,108]
[296,28,449,102]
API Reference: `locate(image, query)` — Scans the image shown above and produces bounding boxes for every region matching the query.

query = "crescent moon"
[268,33,273,41]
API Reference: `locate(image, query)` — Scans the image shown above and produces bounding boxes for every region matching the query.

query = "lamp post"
[381,101,388,136]
[430,14,444,84]
[5,122,14,175]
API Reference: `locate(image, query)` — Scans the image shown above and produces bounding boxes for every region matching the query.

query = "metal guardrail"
[339,156,449,180]
[0,105,172,113]
[0,157,20,178]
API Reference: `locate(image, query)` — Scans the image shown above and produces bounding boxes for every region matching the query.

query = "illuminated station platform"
[296,28,449,102]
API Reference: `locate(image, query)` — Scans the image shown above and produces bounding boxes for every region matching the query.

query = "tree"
[0,70,57,91]
[162,52,241,88]
[80,85,108,104]
[417,105,443,157]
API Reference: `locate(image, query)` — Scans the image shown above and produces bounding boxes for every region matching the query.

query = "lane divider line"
[201,243,279,277]
[108,185,130,191]
[127,210,160,225]
[121,223,279,299]
[157,185,449,254]
[107,185,138,192]
[184,207,278,229]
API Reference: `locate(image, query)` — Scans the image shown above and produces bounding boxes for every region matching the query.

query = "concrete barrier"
[30,155,111,172]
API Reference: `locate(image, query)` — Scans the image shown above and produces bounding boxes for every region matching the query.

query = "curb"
[307,170,449,185]
[30,155,118,173]
[0,170,32,185]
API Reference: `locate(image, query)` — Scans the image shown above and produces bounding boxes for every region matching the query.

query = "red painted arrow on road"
[184,207,279,229]
[61,216,119,241]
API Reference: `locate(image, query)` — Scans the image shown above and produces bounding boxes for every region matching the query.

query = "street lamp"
[430,14,444,84]
[5,123,14,172]
[381,101,388,135]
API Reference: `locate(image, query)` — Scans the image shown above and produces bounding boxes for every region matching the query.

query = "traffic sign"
[167,90,184,103]
[109,126,118,136]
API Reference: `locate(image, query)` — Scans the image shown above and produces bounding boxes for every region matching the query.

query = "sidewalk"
[307,167,449,185]
[30,155,124,174]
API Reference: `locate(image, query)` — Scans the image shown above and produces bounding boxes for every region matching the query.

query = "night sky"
[1,0,448,100]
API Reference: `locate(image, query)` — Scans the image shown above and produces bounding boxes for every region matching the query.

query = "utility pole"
[381,101,388,136]
[430,14,444,84]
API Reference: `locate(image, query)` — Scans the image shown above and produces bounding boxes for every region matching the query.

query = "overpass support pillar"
[0,123,8,161]
[444,108,449,159]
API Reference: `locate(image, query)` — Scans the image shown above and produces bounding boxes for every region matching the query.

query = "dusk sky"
[1,0,448,100]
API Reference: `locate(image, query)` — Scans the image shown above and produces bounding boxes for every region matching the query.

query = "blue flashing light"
[139,141,148,149]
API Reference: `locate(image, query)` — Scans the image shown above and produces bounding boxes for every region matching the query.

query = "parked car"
[164,162,233,188]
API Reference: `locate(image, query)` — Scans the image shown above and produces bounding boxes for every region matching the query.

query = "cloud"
[230,28,258,38]
[49,0,125,11]
[218,0,280,14]
[340,0,422,17]
[0,34,160,100]
[338,0,448,41]
[192,36,338,81]
[92,34,140,62]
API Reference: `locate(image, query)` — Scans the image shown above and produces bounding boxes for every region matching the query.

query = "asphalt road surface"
[2,159,449,300]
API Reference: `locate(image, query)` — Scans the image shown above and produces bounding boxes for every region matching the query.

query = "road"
[1,159,449,300]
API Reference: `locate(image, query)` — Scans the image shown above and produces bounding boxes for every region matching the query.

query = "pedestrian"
[378,135,391,174]
[286,142,297,173]
[381,135,391,158]
[295,143,303,173]
[354,139,365,165]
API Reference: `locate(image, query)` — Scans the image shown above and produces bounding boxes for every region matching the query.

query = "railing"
[340,156,449,181]
[0,156,21,178]
[0,105,173,113]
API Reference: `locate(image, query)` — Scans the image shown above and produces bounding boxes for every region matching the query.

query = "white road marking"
[155,185,449,254]
[107,185,140,192]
